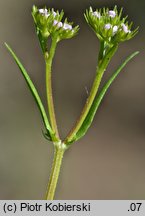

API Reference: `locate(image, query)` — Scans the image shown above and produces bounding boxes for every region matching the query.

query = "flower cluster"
[85,6,138,45]
[32,6,79,44]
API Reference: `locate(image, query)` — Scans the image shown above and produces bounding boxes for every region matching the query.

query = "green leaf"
[69,51,139,143]
[5,43,55,141]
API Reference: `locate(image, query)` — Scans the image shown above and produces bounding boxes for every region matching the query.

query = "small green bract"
[85,6,139,46]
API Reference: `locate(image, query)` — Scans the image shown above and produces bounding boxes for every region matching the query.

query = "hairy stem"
[45,38,60,140]
[45,143,66,200]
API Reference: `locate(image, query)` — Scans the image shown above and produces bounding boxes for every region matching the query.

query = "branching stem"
[64,44,118,144]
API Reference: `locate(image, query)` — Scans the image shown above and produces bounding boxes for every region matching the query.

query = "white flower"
[53,20,63,28]
[104,23,112,30]
[57,22,63,28]
[121,23,131,33]
[53,20,58,26]
[52,11,57,17]
[63,23,72,30]
[39,8,49,18]
[39,9,57,18]
[113,25,118,34]
[39,8,47,14]
[93,11,101,19]
[108,10,116,18]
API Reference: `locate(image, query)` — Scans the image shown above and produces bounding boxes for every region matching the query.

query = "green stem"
[98,41,109,63]
[98,41,105,63]
[64,44,118,144]
[45,37,60,140]
[45,143,66,200]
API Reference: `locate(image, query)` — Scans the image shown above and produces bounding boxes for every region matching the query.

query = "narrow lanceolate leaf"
[68,51,139,144]
[5,43,55,140]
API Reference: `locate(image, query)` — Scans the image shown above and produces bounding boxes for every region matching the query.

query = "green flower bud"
[84,6,139,46]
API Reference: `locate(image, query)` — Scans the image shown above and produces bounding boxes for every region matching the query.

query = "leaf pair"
[66,51,139,144]
[5,43,139,145]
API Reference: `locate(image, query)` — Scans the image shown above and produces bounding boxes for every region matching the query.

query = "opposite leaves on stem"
[5,4,139,200]
[5,5,139,145]
[64,6,139,145]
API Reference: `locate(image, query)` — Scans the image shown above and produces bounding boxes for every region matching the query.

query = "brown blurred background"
[0,0,145,200]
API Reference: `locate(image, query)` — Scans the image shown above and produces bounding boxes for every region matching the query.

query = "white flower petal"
[57,22,63,28]
[93,11,101,19]
[63,23,72,30]
[113,25,118,34]
[121,23,130,33]
[39,8,49,18]
[44,9,48,14]
[52,11,57,17]
[53,20,58,26]
[108,10,116,18]
[39,9,45,14]
[104,23,112,30]
[53,20,63,28]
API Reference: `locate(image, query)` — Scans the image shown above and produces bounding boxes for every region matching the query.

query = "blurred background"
[0,0,145,200]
